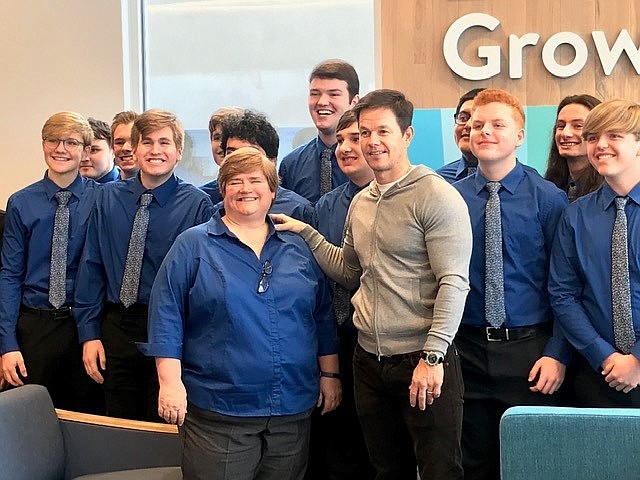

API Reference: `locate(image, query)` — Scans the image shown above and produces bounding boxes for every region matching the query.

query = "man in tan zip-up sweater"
[273,89,472,480]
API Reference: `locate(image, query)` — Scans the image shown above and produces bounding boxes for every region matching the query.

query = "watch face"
[427,353,439,365]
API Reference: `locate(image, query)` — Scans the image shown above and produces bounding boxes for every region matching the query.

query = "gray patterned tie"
[466,166,477,177]
[332,221,352,325]
[485,181,506,327]
[612,196,635,353]
[119,192,153,308]
[49,190,72,309]
[320,148,333,195]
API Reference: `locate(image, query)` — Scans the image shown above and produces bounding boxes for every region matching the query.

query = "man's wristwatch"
[420,351,444,366]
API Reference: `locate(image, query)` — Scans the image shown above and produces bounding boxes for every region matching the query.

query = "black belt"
[459,324,550,342]
[105,302,148,315]
[21,305,72,320]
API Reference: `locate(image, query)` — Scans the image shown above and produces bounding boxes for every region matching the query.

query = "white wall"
[0,0,131,207]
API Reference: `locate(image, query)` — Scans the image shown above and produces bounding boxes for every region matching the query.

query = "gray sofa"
[0,384,182,480]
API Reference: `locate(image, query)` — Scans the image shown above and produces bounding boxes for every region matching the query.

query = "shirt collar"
[314,136,337,152]
[128,173,178,206]
[473,160,524,195]
[454,156,471,179]
[43,171,84,201]
[600,181,640,210]
[206,208,283,242]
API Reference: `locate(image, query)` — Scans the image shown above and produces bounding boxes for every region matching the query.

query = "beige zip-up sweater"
[300,165,472,357]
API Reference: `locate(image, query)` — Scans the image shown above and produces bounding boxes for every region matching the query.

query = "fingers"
[83,355,104,384]
[409,385,440,410]
[159,405,187,425]
[3,353,26,387]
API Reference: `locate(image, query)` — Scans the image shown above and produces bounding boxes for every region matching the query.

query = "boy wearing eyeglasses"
[0,112,98,411]
[437,88,486,184]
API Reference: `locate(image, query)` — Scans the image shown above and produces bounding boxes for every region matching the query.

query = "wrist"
[320,371,341,379]
[420,351,444,366]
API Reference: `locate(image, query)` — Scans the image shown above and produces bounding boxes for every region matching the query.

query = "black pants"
[305,322,375,480]
[353,344,464,480]
[573,353,640,407]
[101,303,160,421]
[17,307,100,412]
[456,325,562,480]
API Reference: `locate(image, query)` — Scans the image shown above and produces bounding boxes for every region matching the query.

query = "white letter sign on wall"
[443,13,501,80]
[592,30,640,75]
[541,32,589,78]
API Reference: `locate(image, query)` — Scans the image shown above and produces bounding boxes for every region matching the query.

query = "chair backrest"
[500,405,640,480]
[0,384,66,480]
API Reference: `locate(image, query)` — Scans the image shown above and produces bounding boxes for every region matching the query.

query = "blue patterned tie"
[332,221,352,325]
[466,166,477,177]
[485,182,506,327]
[612,196,635,353]
[320,148,333,195]
[49,190,72,309]
[120,192,153,308]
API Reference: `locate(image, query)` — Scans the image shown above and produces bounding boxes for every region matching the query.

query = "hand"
[158,379,187,425]
[269,213,307,233]
[0,356,6,390]
[82,339,106,384]
[528,356,566,394]
[1,351,27,387]
[602,352,640,393]
[409,360,444,410]
[317,376,342,415]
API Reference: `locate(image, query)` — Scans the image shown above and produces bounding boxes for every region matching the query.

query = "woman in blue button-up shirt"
[139,147,339,480]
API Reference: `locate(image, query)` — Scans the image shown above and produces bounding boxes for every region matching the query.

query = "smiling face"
[308,78,357,138]
[113,122,138,177]
[135,126,182,188]
[335,121,373,186]
[454,99,475,158]
[43,133,86,180]
[555,103,591,161]
[222,169,275,219]
[586,130,640,185]
[470,102,524,167]
[358,107,413,183]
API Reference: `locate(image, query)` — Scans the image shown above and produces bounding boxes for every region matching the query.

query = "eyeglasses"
[43,138,85,151]
[454,111,471,125]
[257,260,272,294]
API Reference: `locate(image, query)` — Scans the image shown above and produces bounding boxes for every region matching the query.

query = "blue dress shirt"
[212,186,313,223]
[312,181,366,246]
[279,137,349,203]
[200,178,222,205]
[96,166,121,184]
[0,173,98,353]
[73,174,214,343]
[437,156,476,184]
[453,162,571,363]
[549,182,640,370]
[138,212,338,416]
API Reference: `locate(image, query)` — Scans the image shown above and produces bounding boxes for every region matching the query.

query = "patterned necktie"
[49,190,72,309]
[485,181,506,327]
[466,166,477,177]
[612,196,635,353]
[332,220,352,325]
[120,192,153,308]
[320,148,333,196]
[567,180,578,203]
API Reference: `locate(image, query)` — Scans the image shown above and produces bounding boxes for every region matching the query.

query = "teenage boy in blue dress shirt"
[437,88,485,184]
[200,106,243,204]
[215,109,312,222]
[80,118,120,183]
[549,99,640,407]
[279,59,359,203]
[305,109,375,480]
[74,109,214,421]
[453,89,572,480]
[0,112,97,411]
[111,111,139,180]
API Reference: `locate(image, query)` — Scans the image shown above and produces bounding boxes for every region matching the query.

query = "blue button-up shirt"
[213,186,313,223]
[453,162,571,363]
[437,156,476,184]
[73,174,214,343]
[312,180,366,246]
[200,178,222,205]
[0,173,98,353]
[279,137,349,203]
[549,182,640,370]
[138,212,337,416]
[96,165,121,184]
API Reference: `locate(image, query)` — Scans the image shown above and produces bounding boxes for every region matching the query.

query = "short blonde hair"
[42,112,93,145]
[473,89,525,128]
[218,147,279,198]
[131,109,184,151]
[582,99,640,140]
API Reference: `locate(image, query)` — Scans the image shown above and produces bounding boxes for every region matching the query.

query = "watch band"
[320,371,341,379]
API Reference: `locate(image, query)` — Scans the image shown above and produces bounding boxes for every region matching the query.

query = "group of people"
[1,57,639,480]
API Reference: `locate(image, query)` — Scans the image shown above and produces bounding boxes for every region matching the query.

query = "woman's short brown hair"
[218,147,279,198]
